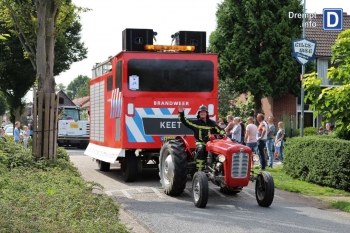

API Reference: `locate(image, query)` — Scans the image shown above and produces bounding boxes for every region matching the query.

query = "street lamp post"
[300,0,306,137]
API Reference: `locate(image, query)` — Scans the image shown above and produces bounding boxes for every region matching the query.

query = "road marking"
[210,188,226,197]
[274,194,284,200]
[184,188,192,197]
[242,190,255,198]
[150,187,165,198]
[136,188,144,193]
[121,190,133,199]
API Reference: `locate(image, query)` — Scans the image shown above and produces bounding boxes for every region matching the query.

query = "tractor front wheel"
[255,171,274,207]
[159,139,188,196]
[192,171,209,208]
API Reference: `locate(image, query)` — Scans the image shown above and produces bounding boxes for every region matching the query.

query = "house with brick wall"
[260,13,350,130]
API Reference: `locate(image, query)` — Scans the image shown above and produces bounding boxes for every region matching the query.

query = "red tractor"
[159,135,275,208]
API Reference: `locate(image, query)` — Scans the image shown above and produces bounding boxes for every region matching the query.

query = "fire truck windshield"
[127,59,214,92]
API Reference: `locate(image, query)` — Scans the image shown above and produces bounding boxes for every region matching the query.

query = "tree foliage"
[304,29,350,138]
[66,75,90,99]
[0,22,35,122]
[218,78,239,118]
[0,0,87,123]
[0,0,88,91]
[209,0,303,114]
[230,95,255,122]
[55,83,66,92]
[0,92,7,117]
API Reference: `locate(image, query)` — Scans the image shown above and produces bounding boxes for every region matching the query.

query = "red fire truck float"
[85,29,274,208]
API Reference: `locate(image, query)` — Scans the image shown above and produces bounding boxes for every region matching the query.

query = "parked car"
[5,126,13,136]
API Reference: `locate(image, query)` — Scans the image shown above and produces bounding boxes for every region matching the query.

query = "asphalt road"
[67,148,350,233]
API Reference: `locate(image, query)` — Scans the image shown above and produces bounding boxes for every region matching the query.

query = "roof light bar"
[144,45,195,52]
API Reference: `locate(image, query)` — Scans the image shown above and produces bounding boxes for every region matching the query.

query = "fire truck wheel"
[159,140,188,196]
[255,171,274,207]
[98,160,110,172]
[122,151,138,182]
[192,171,209,208]
[219,186,241,195]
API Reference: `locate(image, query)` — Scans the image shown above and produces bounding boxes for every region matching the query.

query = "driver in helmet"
[178,104,225,171]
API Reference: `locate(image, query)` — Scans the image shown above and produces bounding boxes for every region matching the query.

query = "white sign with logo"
[291,38,317,65]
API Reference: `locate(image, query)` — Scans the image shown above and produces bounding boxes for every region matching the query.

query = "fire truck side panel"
[85,52,218,163]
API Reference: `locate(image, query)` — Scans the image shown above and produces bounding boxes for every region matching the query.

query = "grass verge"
[0,141,129,232]
[253,166,350,212]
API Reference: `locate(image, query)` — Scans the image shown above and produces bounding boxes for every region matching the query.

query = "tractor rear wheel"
[121,151,138,182]
[98,160,110,172]
[255,171,274,207]
[192,171,209,208]
[159,139,188,196]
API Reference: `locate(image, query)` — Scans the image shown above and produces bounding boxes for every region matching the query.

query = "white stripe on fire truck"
[126,115,147,142]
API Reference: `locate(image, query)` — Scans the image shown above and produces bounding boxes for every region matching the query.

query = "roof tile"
[305,13,350,57]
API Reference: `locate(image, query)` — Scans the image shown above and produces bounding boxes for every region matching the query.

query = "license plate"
[162,136,176,141]
[70,123,79,128]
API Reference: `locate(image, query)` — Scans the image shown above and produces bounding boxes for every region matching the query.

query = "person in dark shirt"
[178,105,225,171]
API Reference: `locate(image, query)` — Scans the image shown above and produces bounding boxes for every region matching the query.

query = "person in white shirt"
[231,117,241,143]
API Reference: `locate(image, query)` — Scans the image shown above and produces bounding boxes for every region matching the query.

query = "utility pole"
[300,0,306,137]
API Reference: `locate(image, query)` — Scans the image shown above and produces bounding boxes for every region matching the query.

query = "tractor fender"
[175,136,192,160]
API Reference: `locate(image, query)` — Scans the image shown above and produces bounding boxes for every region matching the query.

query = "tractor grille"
[231,152,249,178]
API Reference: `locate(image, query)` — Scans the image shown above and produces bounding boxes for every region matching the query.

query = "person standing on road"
[239,117,246,145]
[275,121,285,162]
[266,116,275,168]
[245,117,258,167]
[225,115,234,138]
[231,117,242,143]
[14,121,21,144]
[256,113,268,170]
[178,105,225,171]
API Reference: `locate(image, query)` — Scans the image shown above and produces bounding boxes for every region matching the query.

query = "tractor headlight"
[218,154,226,162]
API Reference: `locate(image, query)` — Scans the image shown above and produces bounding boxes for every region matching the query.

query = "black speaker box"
[122,28,153,51]
[175,31,206,53]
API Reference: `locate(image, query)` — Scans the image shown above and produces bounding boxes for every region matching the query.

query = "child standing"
[274,122,285,162]
[23,125,29,148]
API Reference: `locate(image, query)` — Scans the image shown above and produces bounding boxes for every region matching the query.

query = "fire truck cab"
[84,29,218,182]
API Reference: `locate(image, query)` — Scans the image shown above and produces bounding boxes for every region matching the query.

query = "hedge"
[283,136,350,191]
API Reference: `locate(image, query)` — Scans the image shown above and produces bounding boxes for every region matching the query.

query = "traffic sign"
[291,38,317,65]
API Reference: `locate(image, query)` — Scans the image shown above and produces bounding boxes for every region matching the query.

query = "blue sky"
[24,0,350,101]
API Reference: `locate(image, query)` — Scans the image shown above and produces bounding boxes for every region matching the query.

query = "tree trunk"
[33,0,60,160]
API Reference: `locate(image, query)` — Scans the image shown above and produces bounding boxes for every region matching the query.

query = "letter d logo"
[323,8,343,30]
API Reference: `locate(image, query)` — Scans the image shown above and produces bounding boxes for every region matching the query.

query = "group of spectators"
[218,113,285,170]
[0,121,30,148]
[317,123,335,135]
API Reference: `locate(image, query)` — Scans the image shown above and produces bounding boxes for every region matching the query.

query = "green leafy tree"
[209,0,303,115]
[218,78,239,118]
[67,75,90,99]
[55,83,67,92]
[0,92,7,117]
[304,29,350,139]
[0,0,88,159]
[230,95,255,123]
[0,22,35,122]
